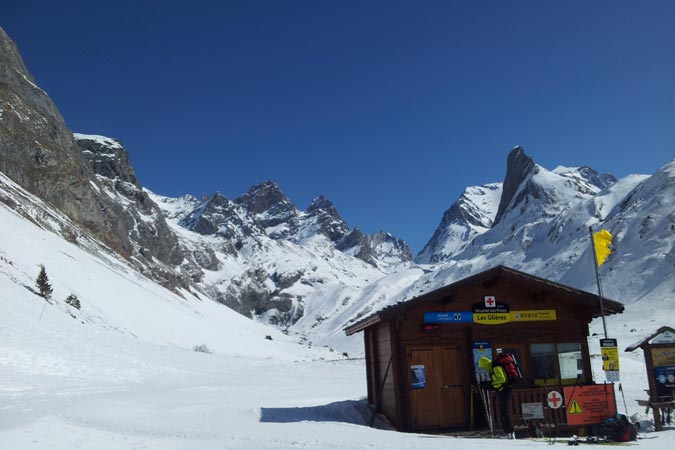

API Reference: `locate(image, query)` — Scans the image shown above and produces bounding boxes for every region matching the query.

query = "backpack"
[493,353,523,384]
[591,414,637,442]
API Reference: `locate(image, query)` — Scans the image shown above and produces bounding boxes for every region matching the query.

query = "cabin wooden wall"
[367,321,399,426]
[398,278,595,356]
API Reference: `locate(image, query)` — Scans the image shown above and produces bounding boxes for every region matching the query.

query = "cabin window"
[557,342,583,384]
[531,344,558,385]
[531,342,584,386]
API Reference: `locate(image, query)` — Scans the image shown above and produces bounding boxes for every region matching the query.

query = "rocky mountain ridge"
[298,150,673,350]
[175,178,413,269]
[417,147,619,264]
[2,25,673,347]
[0,24,412,328]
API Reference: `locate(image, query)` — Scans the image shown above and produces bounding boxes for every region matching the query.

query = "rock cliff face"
[75,134,138,185]
[74,134,185,268]
[493,146,537,226]
[0,28,123,253]
[0,28,193,288]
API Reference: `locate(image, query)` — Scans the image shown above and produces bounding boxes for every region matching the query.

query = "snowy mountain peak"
[75,133,138,186]
[307,195,338,216]
[417,147,620,265]
[73,133,124,150]
[366,231,413,267]
[234,181,299,238]
[300,195,350,243]
[553,165,617,195]
[492,147,617,229]
[416,183,502,263]
[306,195,346,226]
[236,180,293,214]
[180,191,259,240]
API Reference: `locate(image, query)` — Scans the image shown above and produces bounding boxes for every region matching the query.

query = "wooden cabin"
[344,265,624,433]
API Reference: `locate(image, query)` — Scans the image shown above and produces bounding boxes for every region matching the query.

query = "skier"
[479,355,515,439]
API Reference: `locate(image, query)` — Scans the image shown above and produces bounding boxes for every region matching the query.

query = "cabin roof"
[344,265,624,336]
[625,326,675,352]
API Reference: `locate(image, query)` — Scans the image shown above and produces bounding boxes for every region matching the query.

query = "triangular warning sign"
[569,399,583,414]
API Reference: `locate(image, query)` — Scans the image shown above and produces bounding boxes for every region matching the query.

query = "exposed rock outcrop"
[0,27,193,288]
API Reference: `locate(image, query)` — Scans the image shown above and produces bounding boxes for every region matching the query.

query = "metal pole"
[589,226,608,339]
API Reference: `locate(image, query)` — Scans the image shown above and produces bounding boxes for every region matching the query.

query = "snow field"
[2,173,674,449]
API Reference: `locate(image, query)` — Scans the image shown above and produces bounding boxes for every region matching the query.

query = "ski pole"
[619,383,629,416]
[484,388,494,436]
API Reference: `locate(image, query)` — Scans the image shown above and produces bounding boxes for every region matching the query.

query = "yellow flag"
[593,229,612,266]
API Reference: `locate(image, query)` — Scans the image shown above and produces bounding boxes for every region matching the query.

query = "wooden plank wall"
[489,387,575,434]
[374,321,398,425]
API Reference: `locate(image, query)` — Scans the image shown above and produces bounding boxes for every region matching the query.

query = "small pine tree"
[65,293,81,310]
[193,344,212,354]
[36,265,53,300]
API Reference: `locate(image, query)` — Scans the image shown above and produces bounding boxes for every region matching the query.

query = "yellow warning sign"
[601,339,620,371]
[568,399,583,414]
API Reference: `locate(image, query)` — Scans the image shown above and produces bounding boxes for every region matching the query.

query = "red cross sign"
[484,296,496,307]
[547,390,563,409]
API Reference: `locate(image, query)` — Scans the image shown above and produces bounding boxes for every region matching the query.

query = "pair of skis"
[530,436,640,446]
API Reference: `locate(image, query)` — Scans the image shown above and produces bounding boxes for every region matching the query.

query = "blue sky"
[4,1,674,253]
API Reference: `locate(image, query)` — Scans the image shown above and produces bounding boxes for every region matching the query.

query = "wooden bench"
[636,400,675,431]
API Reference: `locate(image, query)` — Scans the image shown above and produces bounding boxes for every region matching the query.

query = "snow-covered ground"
[1,189,673,449]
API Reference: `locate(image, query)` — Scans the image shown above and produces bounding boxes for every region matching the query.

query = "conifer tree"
[36,265,53,300]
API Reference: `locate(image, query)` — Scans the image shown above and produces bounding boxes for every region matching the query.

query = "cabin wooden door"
[406,345,466,430]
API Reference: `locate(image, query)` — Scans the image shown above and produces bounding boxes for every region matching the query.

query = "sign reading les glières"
[425,296,556,325]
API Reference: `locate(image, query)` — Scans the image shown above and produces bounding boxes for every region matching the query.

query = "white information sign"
[606,370,620,382]
[652,330,675,344]
[522,402,545,420]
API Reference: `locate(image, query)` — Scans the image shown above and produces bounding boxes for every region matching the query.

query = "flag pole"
[589,226,609,339]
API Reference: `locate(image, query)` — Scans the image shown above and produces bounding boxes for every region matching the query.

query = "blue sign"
[473,341,493,382]
[424,311,473,323]
[653,366,675,399]
[411,365,427,389]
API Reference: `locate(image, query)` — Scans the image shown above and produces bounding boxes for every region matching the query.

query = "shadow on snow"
[260,398,372,426]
